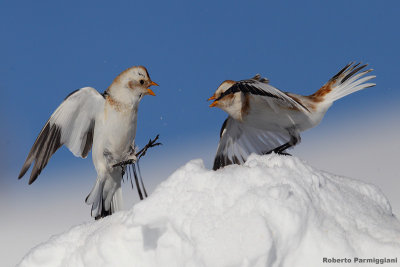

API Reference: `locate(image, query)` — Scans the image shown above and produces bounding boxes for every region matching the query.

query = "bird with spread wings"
[208,62,375,170]
[19,66,159,219]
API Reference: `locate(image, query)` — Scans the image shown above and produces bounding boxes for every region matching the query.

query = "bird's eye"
[140,80,144,85]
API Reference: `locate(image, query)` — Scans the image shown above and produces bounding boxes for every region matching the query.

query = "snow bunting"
[208,62,375,170]
[18,66,158,219]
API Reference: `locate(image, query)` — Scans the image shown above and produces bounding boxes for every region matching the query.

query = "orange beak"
[207,95,216,101]
[209,100,219,107]
[149,81,159,87]
[147,88,156,96]
[207,94,218,107]
[146,81,158,96]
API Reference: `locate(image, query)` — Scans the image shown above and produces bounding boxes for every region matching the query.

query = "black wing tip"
[28,169,41,184]
[18,169,27,180]
[234,82,281,99]
[18,154,35,180]
[18,162,30,179]
[20,123,63,185]
[212,154,234,171]
[217,76,275,101]
[213,154,223,170]
[212,158,223,171]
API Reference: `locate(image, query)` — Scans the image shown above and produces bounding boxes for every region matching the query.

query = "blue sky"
[1,0,400,265]
[2,0,399,174]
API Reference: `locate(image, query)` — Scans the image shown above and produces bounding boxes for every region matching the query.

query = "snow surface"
[18,155,400,267]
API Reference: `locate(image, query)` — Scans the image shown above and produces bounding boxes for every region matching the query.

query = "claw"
[113,134,161,201]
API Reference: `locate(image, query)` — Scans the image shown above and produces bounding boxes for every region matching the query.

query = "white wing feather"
[19,87,104,184]
[213,117,291,170]
[51,87,104,156]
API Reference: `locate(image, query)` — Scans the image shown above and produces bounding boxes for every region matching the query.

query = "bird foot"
[126,153,137,162]
[276,151,292,156]
[112,158,135,168]
[112,134,162,168]
[135,134,162,160]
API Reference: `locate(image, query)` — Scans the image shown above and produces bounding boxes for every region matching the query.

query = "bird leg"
[131,164,144,200]
[271,142,293,156]
[112,134,162,168]
[265,130,300,156]
[135,134,162,160]
[113,135,161,201]
[263,141,293,156]
[136,159,148,198]
[125,150,137,163]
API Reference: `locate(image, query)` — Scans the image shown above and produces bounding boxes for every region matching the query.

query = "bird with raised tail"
[18,66,158,219]
[208,62,375,170]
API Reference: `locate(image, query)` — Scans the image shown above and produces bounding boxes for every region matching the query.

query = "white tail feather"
[111,187,123,213]
[316,62,376,103]
[328,77,375,102]
[85,175,123,219]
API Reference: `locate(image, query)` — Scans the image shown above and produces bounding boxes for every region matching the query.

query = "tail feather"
[85,177,123,220]
[111,187,123,213]
[310,62,376,103]
[85,179,104,218]
[342,70,373,89]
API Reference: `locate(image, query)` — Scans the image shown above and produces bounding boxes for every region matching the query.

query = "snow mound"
[19,155,400,267]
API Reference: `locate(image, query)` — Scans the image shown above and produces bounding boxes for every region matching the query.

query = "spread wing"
[213,117,292,170]
[18,87,105,184]
[219,74,310,113]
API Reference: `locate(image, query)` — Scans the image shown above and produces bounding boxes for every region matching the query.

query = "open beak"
[207,94,218,107]
[209,100,219,107]
[147,81,158,96]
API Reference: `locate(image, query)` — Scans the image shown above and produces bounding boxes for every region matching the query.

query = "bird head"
[108,66,158,102]
[207,80,244,120]
[207,80,236,107]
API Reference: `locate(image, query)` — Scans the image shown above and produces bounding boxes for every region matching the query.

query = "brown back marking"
[308,79,335,103]
[106,95,131,112]
[241,94,251,116]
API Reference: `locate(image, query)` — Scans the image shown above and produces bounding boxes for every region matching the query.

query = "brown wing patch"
[308,79,335,102]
